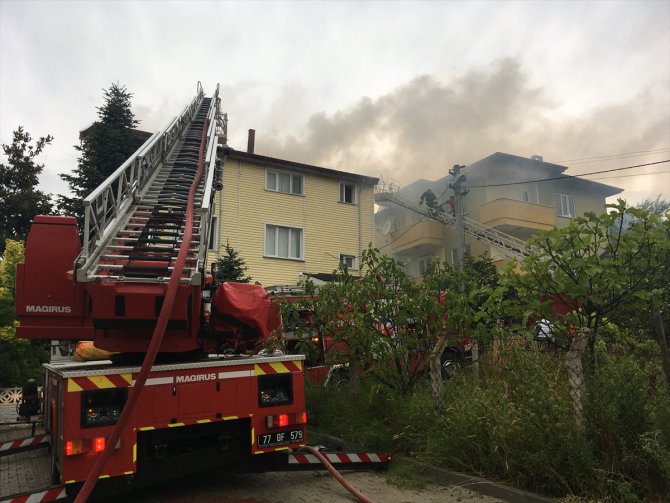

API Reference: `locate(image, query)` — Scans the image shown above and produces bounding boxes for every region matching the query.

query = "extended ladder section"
[74,83,224,285]
[375,190,530,261]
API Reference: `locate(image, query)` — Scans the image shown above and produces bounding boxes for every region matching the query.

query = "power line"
[465,160,670,189]
[555,147,670,165]
[584,170,670,181]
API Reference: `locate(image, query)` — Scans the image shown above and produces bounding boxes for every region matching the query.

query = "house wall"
[537,179,610,228]
[208,158,374,286]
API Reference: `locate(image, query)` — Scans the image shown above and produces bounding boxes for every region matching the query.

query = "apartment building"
[375,152,622,277]
[208,146,378,286]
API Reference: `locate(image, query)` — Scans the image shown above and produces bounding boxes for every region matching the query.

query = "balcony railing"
[389,220,446,253]
[479,198,555,235]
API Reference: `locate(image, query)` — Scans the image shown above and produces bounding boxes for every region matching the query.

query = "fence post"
[429,333,448,413]
[565,328,589,431]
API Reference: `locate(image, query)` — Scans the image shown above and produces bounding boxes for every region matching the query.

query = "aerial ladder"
[17,82,228,355]
[375,187,531,262]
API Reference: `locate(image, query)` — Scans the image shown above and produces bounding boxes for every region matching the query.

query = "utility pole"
[449,164,467,277]
[448,164,478,382]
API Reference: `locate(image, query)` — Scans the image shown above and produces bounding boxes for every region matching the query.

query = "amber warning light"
[65,437,107,456]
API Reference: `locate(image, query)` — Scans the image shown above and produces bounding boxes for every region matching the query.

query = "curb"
[308,430,556,503]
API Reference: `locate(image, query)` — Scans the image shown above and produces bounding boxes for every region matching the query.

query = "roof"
[464,152,622,196]
[227,150,379,185]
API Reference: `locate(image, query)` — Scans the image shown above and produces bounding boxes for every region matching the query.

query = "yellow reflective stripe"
[270,362,290,373]
[251,426,254,447]
[87,375,116,389]
[138,426,155,431]
[124,471,134,476]
[223,416,239,421]
[99,475,110,479]
[67,379,82,392]
[168,423,185,428]
[133,443,137,463]
[197,419,212,424]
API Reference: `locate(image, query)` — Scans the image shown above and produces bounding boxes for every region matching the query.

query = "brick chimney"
[247,129,255,154]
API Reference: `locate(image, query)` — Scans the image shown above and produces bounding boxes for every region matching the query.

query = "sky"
[1,0,669,206]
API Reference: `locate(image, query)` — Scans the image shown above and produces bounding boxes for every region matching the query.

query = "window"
[339,182,355,203]
[208,216,219,251]
[340,254,357,270]
[522,190,529,202]
[557,193,576,218]
[266,170,303,195]
[418,253,436,276]
[265,224,303,260]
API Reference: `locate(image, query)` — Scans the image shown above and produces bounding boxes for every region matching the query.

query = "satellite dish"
[382,221,392,235]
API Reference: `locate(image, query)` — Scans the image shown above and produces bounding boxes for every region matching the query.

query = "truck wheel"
[441,360,458,380]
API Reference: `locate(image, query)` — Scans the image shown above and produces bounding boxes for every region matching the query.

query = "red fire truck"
[10,84,386,501]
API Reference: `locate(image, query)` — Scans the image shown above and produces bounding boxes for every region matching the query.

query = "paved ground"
[121,469,506,503]
[0,404,17,424]
[0,422,51,500]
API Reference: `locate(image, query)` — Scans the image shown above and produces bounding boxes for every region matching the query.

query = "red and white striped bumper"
[289,452,390,465]
[0,485,67,503]
[0,434,49,454]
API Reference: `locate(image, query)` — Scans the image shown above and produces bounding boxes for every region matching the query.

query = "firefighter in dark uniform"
[420,189,440,216]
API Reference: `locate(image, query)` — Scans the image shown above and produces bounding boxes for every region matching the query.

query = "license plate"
[257,428,304,448]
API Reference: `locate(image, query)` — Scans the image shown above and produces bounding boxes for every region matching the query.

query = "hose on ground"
[304,445,376,503]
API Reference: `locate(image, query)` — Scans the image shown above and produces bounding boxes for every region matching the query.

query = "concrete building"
[208,139,378,286]
[375,152,622,277]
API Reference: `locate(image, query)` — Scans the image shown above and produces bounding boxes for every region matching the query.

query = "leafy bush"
[0,323,48,387]
[306,346,670,501]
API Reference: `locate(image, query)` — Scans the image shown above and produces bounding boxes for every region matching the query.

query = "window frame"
[339,181,356,204]
[265,169,304,196]
[264,223,304,260]
[339,254,357,270]
[557,193,576,218]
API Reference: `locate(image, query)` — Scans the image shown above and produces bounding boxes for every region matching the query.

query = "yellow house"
[208,148,378,286]
[375,152,622,276]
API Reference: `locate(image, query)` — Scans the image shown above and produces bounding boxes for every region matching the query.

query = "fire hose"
[73,121,208,503]
[303,445,376,503]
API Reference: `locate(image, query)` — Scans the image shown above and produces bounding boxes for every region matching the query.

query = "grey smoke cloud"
[257,59,669,199]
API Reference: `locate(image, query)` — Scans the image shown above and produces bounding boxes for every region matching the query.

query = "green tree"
[58,83,139,226]
[300,247,485,395]
[0,240,48,386]
[214,241,252,283]
[0,240,24,325]
[637,195,670,219]
[0,127,53,255]
[517,200,670,374]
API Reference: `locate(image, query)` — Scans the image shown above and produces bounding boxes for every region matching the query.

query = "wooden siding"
[207,159,374,286]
